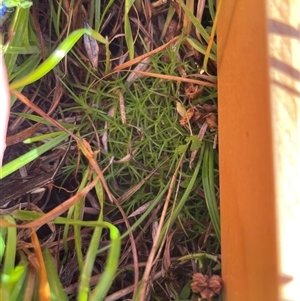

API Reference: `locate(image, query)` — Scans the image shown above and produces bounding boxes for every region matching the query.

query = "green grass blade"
[10,29,107,90]
[8,54,41,82]
[4,7,34,73]
[1,215,17,277]
[202,142,220,242]
[0,132,68,179]
[89,223,121,301]
[208,0,216,20]
[124,0,135,59]
[78,173,105,301]
[120,184,169,240]
[0,215,17,298]
[73,169,91,274]
[202,0,223,74]
[23,131,66,143]
[4,259,28,301]
[186,37,217,61]
[162,144,205,235]
[95,0,115,33]
[177,0,217,54]
[3,5,41,106]
[4,46,40,55]
[12,113,76,128]
[0,227,7,262]
[8,55,41,106]
[43,249,69,301]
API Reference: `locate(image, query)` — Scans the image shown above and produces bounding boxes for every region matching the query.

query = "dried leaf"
[205,113,218,130]
[179,108,195,126]
[190,110,202,122]
[83,20,99,69]
[185,82,204,100]
[202,103,217,112]
[6,123,40,146]
[128,201,152,218]
[127,57,151,83]
[179,106,202,127]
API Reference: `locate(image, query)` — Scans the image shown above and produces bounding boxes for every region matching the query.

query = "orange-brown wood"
[218,1,279,300]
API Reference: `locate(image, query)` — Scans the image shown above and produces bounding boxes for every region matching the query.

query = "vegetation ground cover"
[0,0,222,300]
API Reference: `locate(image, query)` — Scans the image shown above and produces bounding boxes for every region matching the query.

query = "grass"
[0,0,222,300]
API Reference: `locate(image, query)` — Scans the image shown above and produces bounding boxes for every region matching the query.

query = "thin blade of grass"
[0,132,68,179]
[202,142,220,242]
[8,55,41,106]
[0,258,28,301]
[0,215,19,299]
[162,142,205,235]
[23,131,66,143]
[186,37,217,62]
[0,227,7,262]
[89,222,121,301]
[10,29,107,90]
[208,0,216,20]
[124,0,135,59]
[1,215,16,277]
[73,169,91,274]
[159,3,176,40]
[4,7,36,74]
[94,0,114,33]
[42,249,69,301]
[177,0,217,54]
[4,46,40,55]
[5,260,28,301]
[78,172,105,301]
[13,112,75,128]
[183,0,194,36]
[8,55,41,82]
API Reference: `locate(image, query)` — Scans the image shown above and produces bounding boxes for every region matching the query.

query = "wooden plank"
[217,1,279,300]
